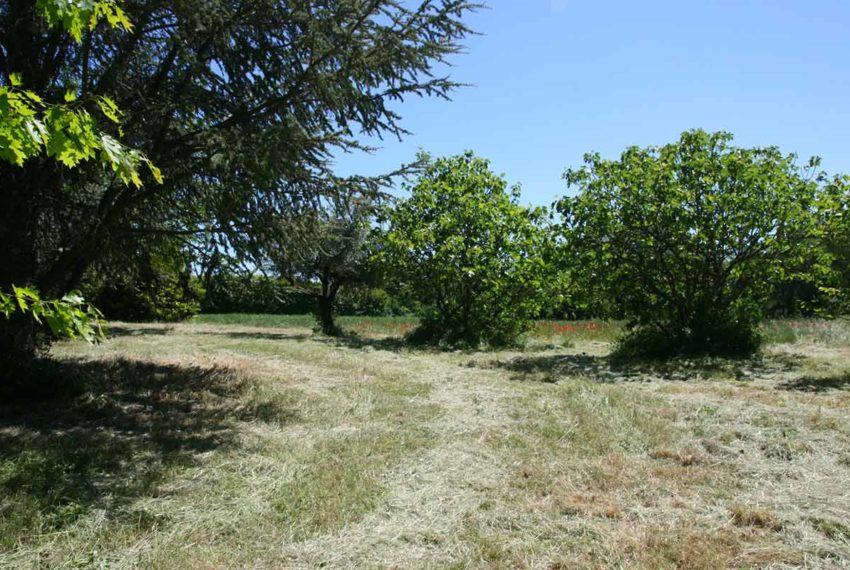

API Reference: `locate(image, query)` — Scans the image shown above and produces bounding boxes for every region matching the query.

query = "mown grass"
[273,426,434,540]
[2,316,849,568]
[0,332,442,567]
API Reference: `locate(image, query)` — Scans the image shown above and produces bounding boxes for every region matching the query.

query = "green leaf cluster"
[36,0,132,42]
[1,0,160,186]
[0,86,161,186]
[378,152,553,347]
[0,287,105,343]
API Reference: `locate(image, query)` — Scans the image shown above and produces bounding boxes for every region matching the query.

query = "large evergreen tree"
[0,0,479,365]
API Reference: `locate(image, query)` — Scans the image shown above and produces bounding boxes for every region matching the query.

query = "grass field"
[2,316,850,568]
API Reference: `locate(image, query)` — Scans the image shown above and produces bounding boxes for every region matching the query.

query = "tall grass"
[761,318,850,346]
[193,314,850,349]
[192,313,418,336]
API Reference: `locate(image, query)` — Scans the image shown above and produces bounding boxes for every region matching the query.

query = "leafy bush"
[335,286,414,317]
[557,130,831,357]
[201,274,302,315]
[378,152,553,348]
[90,281,202,323]
[200,274,413,318]
[83,241,201,322]
[767,176,850,318]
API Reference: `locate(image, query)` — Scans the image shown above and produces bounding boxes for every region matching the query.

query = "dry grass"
[729,505,784,531]
[1,317,849,568]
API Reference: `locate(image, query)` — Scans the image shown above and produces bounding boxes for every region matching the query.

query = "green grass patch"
[532,320,623,344]
[507,381,677,460]
[192,313,419,336]
[272,427,433,540]
[809,517,850,542]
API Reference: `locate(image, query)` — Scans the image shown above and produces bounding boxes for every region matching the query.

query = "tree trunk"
[316,279,342,336]
[0,316,38,383]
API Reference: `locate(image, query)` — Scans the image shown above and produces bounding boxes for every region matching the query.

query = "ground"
[1,316,849,569]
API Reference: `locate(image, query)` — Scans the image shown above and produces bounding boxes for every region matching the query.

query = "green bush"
[199,274,414,318]
[87,277,201,323]
[378,152,553,348]
[83,241,201,322]
[335,286,413,316]
[557,130,831,357]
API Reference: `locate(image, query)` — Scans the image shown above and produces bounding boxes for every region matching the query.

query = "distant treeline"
[200,276,414,317]
[83,268,836,322]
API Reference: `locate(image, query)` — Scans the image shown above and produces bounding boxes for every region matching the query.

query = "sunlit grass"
[3,319,848,567]
[192,313,418,336]
[194,313,624,343]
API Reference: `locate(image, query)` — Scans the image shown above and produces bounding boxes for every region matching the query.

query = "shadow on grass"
[325,331,520,354]
[0,357,274,548]
[108,324,175,337]
[194,329,312,342]
[778,372,850,393]
[327,333,415,353]
[484,352,787,384]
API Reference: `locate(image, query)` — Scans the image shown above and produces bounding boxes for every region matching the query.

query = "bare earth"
[1,321,849,569]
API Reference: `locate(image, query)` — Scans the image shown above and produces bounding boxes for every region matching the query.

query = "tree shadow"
[108,324,175,337]
[489,353,615,383]
[482,352,785,384]
[194,330,312,342]
[326,333,413,353]
[0,356,277,546]
[324,331,503,354]
[778,372,850,393]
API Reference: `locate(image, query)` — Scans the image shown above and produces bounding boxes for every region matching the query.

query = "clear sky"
[334,0,850,206]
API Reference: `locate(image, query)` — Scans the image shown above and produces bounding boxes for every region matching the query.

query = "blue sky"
[335,0,850,206]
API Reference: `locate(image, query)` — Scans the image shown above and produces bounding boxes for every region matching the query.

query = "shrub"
[83,242,201,322]
[201,274,302,314]
[378,152,553,348]
[557,130,830,357]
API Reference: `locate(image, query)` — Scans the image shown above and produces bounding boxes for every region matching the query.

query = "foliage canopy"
[556,130,831,357]
[378,152,552,347]
[0,0,479,364]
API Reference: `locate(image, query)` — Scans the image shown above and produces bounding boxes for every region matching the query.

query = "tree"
[378,152,551,347]
[811,175,850,313]
[0,0,479,363]
[273,195,373,336]
[556,130,831,357]
[1,0,157,373]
